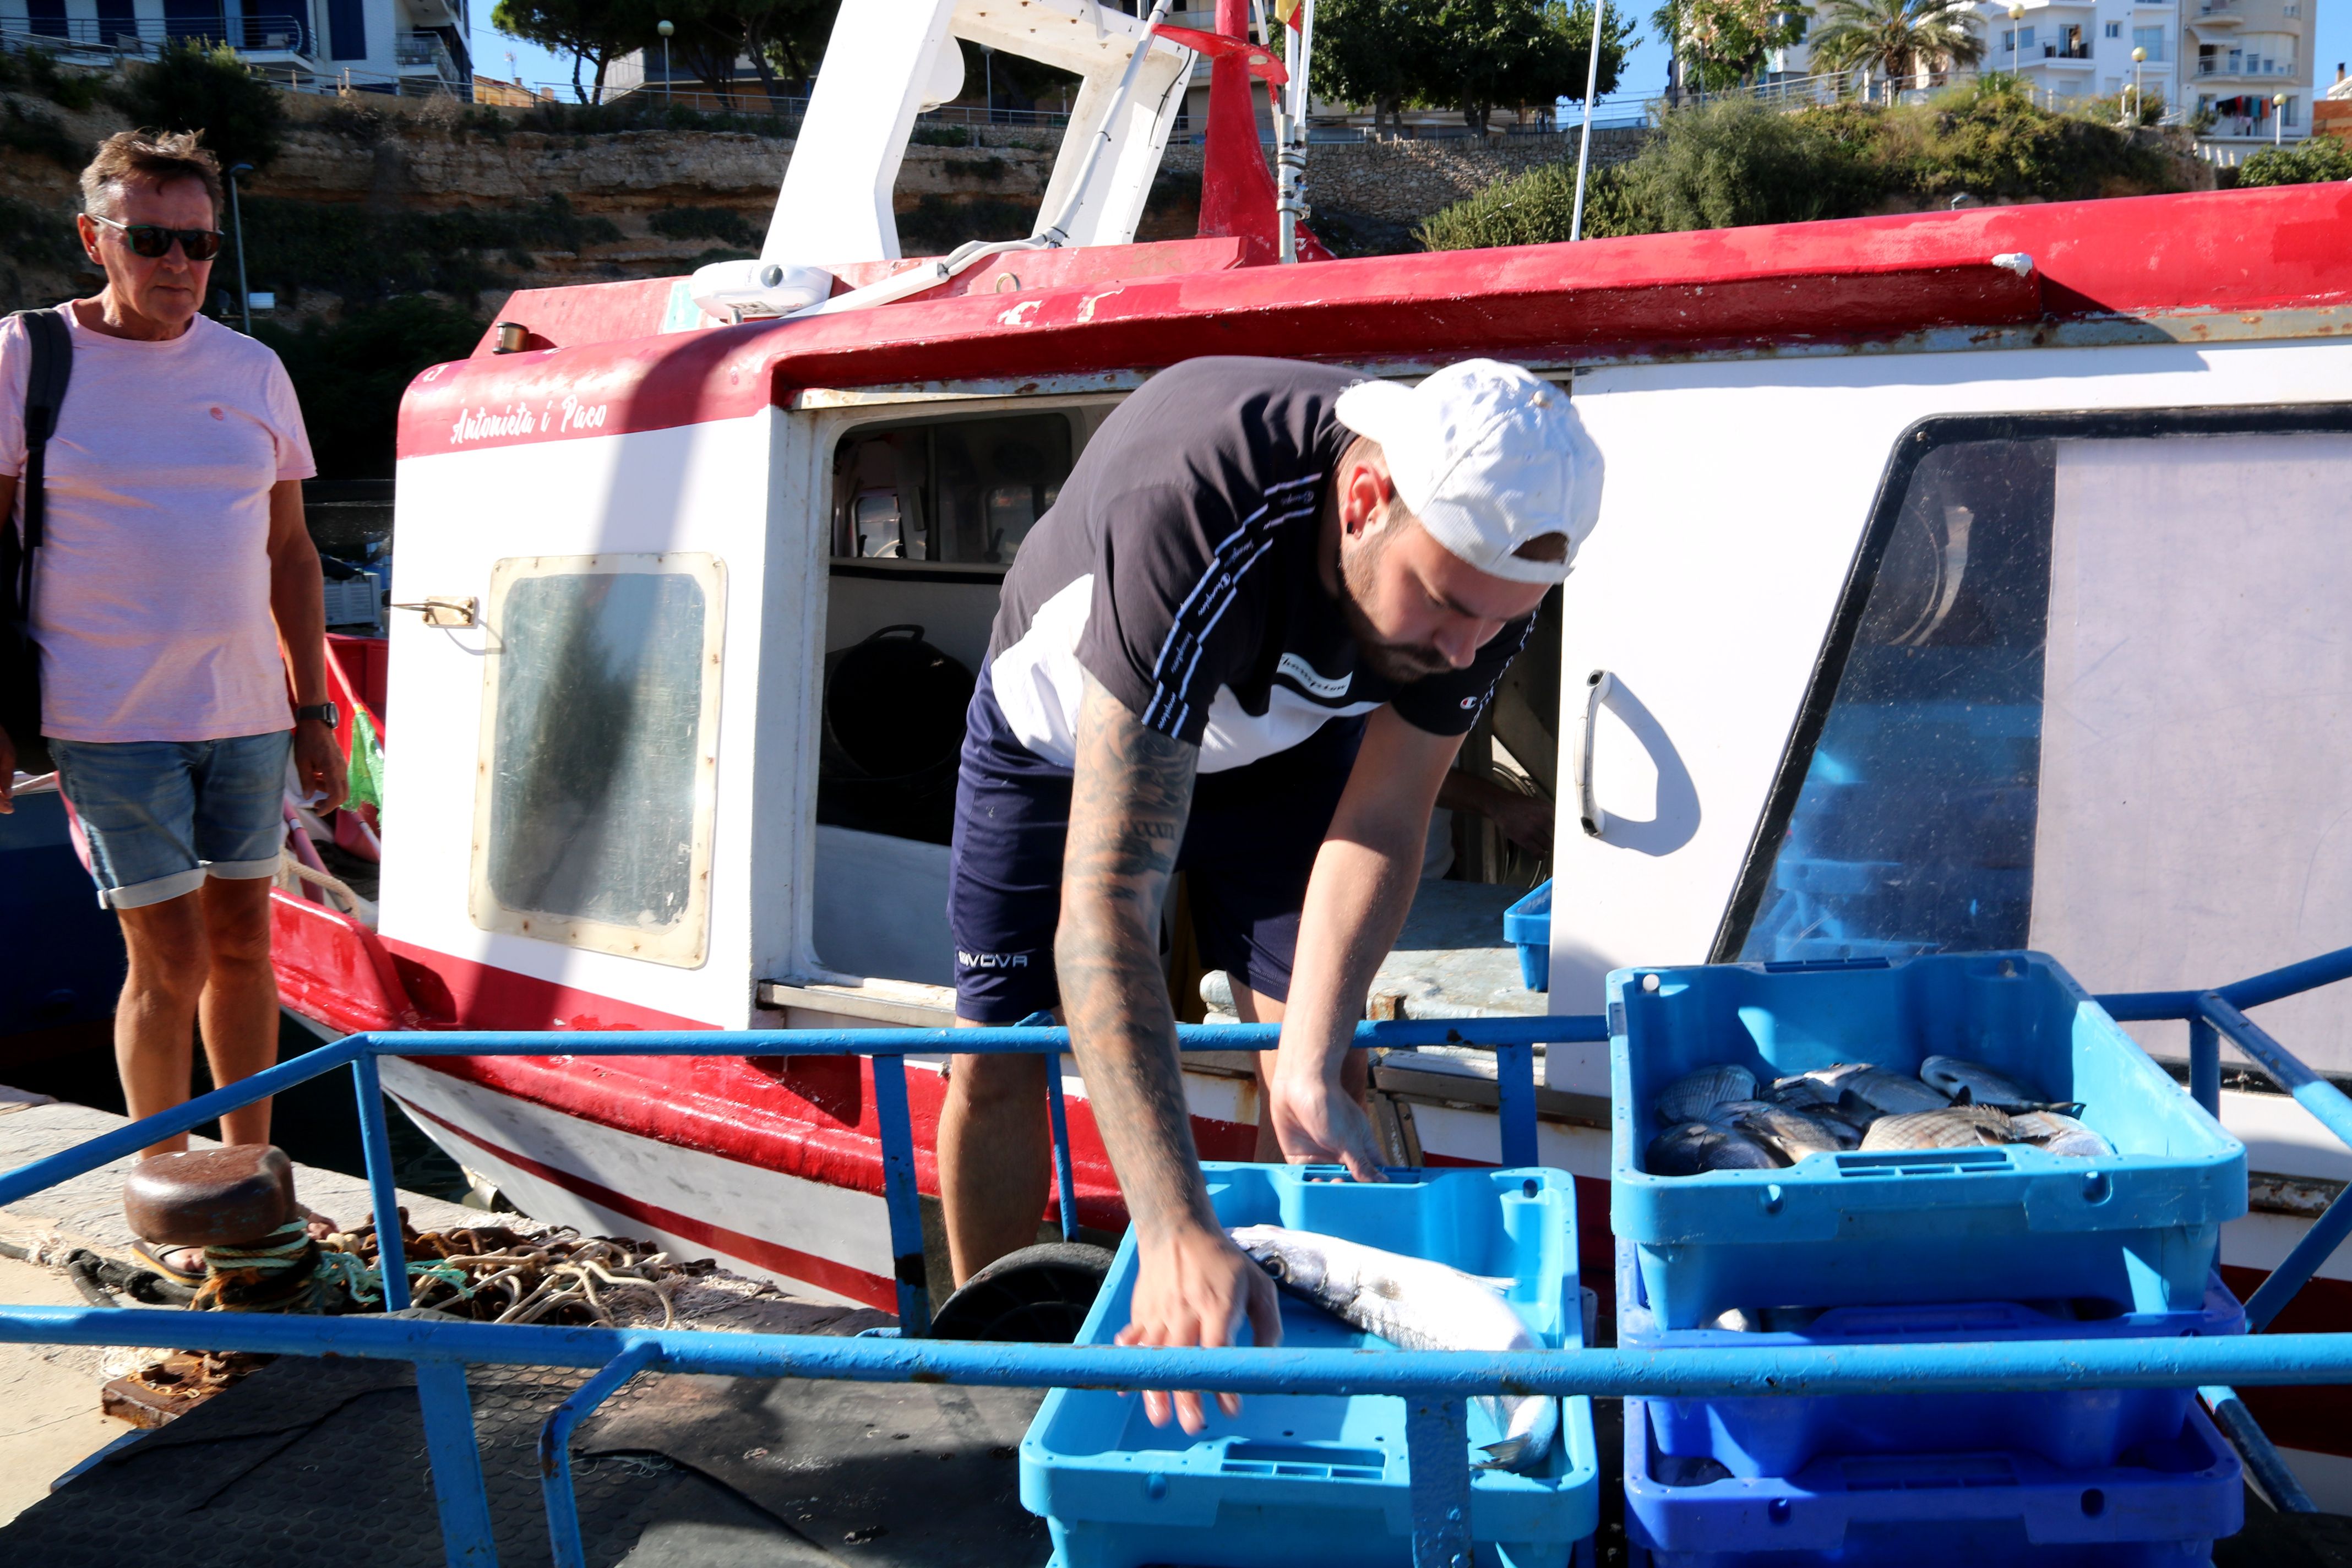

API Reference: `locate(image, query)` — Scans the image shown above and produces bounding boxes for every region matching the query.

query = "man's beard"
[1338,526,1455,683]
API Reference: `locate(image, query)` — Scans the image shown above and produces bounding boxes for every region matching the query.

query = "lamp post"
[657,19,673,104]
[2273,90,2285,144]
[2008,4,2024,79]
[2125,43,2144,124]
[226,161,253,335]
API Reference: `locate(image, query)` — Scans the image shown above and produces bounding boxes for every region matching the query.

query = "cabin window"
[1725,412,2352,1069]
[470,553,726,967]
[831,411,1076,566]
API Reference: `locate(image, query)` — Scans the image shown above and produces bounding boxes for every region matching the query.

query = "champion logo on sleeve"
[1277,651,1352,701]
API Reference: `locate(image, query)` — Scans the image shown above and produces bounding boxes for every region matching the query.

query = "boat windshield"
[1730,411,2352,1064]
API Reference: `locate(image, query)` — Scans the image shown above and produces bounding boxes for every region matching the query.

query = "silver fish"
[1228,1225,1557,1470]
[1654,1064,1757,1125]
[1711,1101,1852,1159]
[2009,1110,2116,1158]
[1648,1120,1785,1175]
[1859,1104,2015,1151]
[1760,1075,1843,1111]
[1772,1063,1876,1096]
[1920,1056,2048,1109]
[1839,1068,1953,1115]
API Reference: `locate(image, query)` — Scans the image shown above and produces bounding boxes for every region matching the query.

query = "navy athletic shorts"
[948,668,1365,1024]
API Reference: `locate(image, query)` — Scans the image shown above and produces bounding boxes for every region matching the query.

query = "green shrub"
[239,192,622,303]
[107,41,286,173]
[647,205,759,246]
[910,123,971,147]
[257,297,486,479]
[1626,99,1882,231]
[2237,138,2352,187]
[1420,83,2193,249]
[1417,159,1641,249]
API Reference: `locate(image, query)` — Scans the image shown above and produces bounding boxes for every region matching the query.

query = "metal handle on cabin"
[390,596,478,628]
[1574,668,1613,839]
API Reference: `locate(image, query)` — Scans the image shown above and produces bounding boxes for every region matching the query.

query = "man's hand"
[1115,1220,1282,1432]
[1483,786,1554,857]
[1267,1055,1387,1182]
[292,718,349,810]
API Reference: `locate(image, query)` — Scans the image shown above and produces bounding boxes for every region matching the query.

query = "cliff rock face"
[0,88,1621,315]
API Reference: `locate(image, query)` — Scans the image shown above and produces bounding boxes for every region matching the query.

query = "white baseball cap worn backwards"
[1333,358,1603,586]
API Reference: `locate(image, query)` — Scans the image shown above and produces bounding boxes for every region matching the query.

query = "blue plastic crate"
[1021,1163,1600,1568]
[1623,1399,2242,1567]
[1505,880,1553,992]
[1616,1238,2245,1478]
[1608,952,2245,1330]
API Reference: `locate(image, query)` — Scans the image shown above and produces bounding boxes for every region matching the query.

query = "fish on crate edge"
[1226,1223,1558,1472]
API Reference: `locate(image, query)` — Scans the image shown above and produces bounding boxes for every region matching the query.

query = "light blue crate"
[1505,881,1553,992]
[1608,952,2246,1330]
[1021,1163,1600,1568]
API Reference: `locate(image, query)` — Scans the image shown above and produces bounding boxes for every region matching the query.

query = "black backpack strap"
[17,306,71,569]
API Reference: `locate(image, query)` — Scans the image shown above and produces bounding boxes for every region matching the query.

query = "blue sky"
[471,5,2350,110]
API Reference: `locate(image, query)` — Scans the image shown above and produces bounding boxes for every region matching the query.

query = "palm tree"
[1806,0,1985,99]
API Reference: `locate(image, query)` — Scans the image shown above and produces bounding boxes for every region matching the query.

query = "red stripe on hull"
[401,1098,900,1310]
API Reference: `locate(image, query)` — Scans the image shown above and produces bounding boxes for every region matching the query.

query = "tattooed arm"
[1059,673,1282,1432]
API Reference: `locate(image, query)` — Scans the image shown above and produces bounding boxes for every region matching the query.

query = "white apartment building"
[1979,0,2313,141]
[0,0,473,98]
[1771,0,2313,146]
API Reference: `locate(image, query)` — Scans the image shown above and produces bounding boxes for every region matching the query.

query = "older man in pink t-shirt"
[0,131,347,1278]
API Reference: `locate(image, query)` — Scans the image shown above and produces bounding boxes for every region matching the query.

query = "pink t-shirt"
[0,304,316,743]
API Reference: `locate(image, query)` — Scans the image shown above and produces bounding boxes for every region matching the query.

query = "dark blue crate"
[1609,952,2245,1329]
[1623,1399,2242,1567]
[1021,1163,1599,1568]
[1505,880,1551,992]
[1616,1238,2245,1478]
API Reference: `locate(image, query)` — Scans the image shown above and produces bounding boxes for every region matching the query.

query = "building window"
[2001,28,2014,50]
[2019,25,2036,48]
[2132,26,2164,58]
[2105,21,2122,38]
[2284,95,2299,124]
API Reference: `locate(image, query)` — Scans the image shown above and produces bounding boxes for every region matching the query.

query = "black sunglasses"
[90,214,224,262]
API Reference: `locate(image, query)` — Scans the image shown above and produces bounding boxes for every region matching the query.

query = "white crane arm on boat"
[695,0,1193,325]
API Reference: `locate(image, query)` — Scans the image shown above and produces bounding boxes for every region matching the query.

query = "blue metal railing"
[2,954,2350,1567]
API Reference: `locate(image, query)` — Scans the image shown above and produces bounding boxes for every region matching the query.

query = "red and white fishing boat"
[265,0,2352,1504]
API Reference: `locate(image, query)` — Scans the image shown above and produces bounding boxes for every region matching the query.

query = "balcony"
[2,12,313,58]
[2192,0,2242,24]
[394,29,462,87]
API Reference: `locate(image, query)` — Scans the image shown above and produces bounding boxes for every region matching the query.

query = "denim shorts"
[49,730,291,910]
